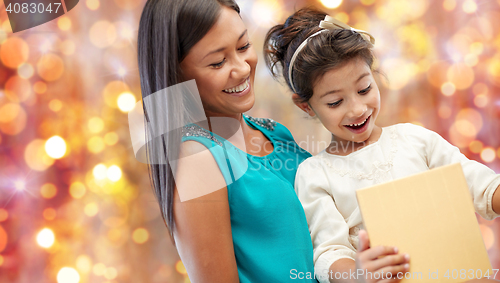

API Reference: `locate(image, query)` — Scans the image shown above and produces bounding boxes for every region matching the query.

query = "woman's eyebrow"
[202,30,248,60]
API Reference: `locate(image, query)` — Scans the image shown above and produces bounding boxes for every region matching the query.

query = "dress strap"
[243,114,277,131]
[181,124,223,146]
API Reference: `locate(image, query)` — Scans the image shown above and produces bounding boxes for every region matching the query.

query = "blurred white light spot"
[45,136,67,159]
[106,165,122,182]
[57,267,80,283]
[320,0,342,9]
[117,92,136,113]
[93,164,107,180]
[37,228,55,248]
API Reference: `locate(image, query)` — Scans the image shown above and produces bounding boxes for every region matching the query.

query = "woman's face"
[300,57,381,145]
[180,6,257,118]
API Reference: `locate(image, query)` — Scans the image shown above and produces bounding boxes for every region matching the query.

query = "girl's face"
[298,57,381,145]
[180,6,257,118]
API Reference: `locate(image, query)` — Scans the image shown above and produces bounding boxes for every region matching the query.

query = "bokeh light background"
[0,0,499,282]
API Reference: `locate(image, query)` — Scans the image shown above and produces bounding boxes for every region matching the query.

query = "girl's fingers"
[359,245,399,261]
[374,263,410,281]
[358,229,371,252]
[366,253,410,272]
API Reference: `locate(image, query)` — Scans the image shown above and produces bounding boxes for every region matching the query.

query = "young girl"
[265,7,500,283]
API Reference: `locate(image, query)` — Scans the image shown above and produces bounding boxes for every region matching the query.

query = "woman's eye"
[359,84,371,94]
[210,59,226,69]
[327,100,342,108]
[238,42,252,51]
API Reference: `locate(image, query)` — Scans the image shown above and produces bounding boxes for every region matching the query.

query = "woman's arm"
[172,140,239,283]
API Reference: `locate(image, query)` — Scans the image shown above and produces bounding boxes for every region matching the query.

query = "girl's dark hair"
[137,0,240,241]
[264,7,374,103]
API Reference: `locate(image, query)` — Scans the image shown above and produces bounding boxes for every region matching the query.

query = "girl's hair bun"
[264,7,327,80]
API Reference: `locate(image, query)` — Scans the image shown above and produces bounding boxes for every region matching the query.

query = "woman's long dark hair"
[137,0,240,241]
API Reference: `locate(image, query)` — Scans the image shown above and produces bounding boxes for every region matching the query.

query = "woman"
[137,0,316,282]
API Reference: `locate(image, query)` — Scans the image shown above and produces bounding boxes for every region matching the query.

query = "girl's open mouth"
[344,115,371,134]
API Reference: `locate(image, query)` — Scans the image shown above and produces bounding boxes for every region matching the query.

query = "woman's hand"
[355,230,410,283]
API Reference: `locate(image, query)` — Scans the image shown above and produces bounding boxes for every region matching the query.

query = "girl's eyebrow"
[319,72,370,98]
[202,30,248,60]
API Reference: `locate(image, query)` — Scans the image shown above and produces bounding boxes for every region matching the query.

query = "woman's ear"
[292,93,316,117]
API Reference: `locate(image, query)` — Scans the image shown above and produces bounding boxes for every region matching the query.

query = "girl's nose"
[350,98,368,118]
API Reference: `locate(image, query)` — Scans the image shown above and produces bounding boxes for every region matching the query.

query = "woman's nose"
[231,54,250,79]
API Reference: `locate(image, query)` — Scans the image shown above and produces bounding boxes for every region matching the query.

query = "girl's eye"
[327,100,342,108]
[210,59,226,69]
[359,84,371,94]
[238,42,252,51]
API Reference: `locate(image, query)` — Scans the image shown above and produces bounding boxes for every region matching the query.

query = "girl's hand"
[355,230,410,283]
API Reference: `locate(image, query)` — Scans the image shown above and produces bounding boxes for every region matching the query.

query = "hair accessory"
[287,15,375,93]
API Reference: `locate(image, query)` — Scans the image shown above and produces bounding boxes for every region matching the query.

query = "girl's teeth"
[224,80,248,93]
[347,117,368,127]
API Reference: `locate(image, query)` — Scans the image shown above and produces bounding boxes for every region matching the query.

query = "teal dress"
[181,114,316,282]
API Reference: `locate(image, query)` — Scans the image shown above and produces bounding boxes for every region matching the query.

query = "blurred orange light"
[43,208,57,220]
[427,61,450,88]
[447,63,474,90]
[25,139,54,171]
[37,54,64,82]
[88,117,104,133]
[440,82,455,96]
[481,147,496,163]
[41,183,57,199]
[89,21,116,48]
[93,263,106,276]
[57,16,72,31]
[469,140,483,154]
[0,102,26,135]
[104,132,119,146]
[69,182,86,199]
[0,225,7,253]
[0,209,8,222]
[87,136,105,153]
[470,42,483,55]
[33,81,47,94]
[132,228,149,244]
[5,75,32,102]
[114,0,141,10]
[175,260,187,275]
[438,105,451,119]
[0,37,29,69]
[49,99,63,112]
[103,267,117,280]
[443,0,456,11]
[474,94,488,108]
[76,255,93,274]
[103,81,130,108]
[86,0,99,10]
[84,203,99,217]
[60,40,76,55]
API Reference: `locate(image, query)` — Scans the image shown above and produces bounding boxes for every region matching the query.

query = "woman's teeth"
[223,79,248,93]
